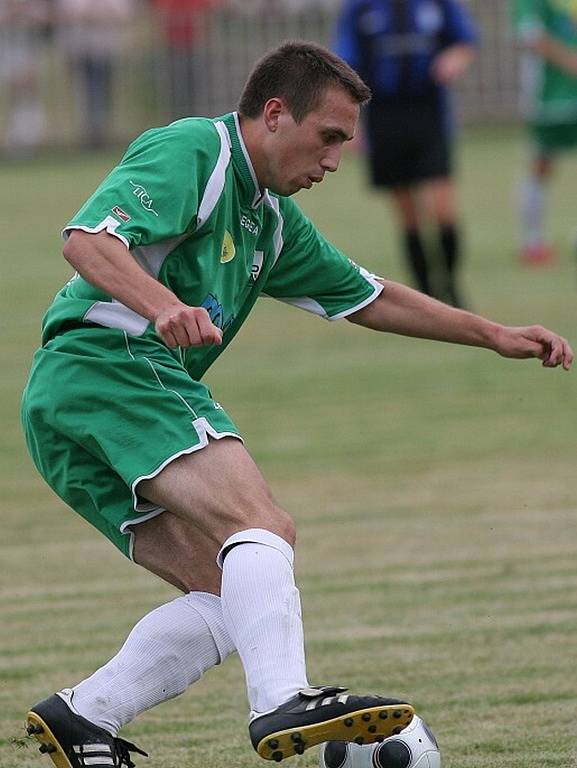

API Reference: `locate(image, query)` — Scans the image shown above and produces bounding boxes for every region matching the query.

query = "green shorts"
[530,121,577,153]
[21,327,241,559]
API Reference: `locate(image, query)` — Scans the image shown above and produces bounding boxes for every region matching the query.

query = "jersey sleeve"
[63,119,221,248]
[263,196,383,321]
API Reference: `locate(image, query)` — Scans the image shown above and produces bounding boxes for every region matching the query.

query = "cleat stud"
[392,726,402,735]
[27,724,44,735]
[295,744,305,755]
[290,733,302,743]
[368,725,377,733]
[378,712,388,720]
[344,718,354,727]
[393,710,402,719]
[267,739,279,749]
[375,736,385,743]
[39,744,49,753]
[272,751,283,762]
[354,737,364,745]
[45,745,57,753]
[362,713,371,722]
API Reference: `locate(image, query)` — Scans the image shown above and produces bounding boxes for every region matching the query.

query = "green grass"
[1,127,577,768]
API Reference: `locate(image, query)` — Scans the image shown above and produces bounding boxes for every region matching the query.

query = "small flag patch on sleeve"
[112,206,131,222]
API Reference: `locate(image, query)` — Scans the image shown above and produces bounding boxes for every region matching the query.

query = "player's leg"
[51,513,234,739]
[423,175,465,308]
[136,437,308,716]
[136,438,415,760]
[414,99,466,307]
[23,436,237,767]
[518,144,555,265]
[389,185,434,297]
[364,100,433,298]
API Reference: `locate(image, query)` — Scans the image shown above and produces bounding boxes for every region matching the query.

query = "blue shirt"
[334,0,478,102]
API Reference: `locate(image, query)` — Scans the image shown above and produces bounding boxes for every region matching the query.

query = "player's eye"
[322,132,341,145]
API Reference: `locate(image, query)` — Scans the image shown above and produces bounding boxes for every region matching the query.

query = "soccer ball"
[319,716,441,768]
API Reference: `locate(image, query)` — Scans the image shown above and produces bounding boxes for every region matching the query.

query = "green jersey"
[512,0,577,124]
[46,112,382,380]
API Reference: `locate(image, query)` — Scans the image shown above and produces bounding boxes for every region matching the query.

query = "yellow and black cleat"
[26,692,147,768]
[249,685,415,762]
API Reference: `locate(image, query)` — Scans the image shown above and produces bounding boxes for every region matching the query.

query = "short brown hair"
[238,40,371,123]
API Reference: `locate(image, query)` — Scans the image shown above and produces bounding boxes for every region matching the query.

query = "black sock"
[403,229,432,295]
[439,223,460,275]
[439,224,464,307]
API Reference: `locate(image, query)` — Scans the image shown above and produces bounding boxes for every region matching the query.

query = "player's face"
[263,87,360,196]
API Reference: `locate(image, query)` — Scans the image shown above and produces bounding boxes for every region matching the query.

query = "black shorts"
[364,99,452,188]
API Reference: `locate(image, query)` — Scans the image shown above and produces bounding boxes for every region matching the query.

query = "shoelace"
[114,737,148,768]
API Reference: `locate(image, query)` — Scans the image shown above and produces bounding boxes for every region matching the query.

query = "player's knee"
[234,503,296,548]
[271,506,297,548]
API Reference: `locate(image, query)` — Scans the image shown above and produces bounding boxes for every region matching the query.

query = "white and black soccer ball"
[319,716,441,768]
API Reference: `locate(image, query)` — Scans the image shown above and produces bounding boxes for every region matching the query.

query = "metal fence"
[0,0,520,155]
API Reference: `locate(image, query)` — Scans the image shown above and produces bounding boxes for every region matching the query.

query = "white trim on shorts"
[121,416,243,560]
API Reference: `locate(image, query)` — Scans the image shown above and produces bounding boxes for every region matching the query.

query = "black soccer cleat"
[248,685,415,761]
[26,693,148,768]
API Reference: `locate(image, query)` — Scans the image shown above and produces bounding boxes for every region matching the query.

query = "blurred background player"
[56,0,137,149]
[334,0,478,307]
[152,0,219,120]
[0,0,52,155]
[512,0,577,266]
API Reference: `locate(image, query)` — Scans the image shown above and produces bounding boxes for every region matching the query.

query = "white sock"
[65,592,235,735]
[519,174,547,247]
[218,529,309,715]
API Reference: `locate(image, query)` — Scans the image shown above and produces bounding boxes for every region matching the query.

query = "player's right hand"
[155,305,223,348]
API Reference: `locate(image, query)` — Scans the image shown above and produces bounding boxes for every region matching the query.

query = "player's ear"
[263,98,284,133]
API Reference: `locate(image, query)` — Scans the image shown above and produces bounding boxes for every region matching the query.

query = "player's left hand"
[431,46,474,84]
[494,325,573,370]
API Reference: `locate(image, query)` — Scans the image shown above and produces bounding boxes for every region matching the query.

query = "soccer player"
[21,41,572,768]
[512,0,577,265]
[334,0,478,307]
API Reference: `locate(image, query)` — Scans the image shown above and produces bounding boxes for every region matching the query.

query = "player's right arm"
[522,33,577,76]
[63,229,222,348]
[512,0,577,76]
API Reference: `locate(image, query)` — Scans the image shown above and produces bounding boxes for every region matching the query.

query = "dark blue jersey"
[334,0,478,102]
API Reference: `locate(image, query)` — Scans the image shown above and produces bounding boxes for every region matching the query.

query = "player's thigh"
[132,511,223,594]
[137,436,296,547]
[389,186,421,229]
[422,176,457,224]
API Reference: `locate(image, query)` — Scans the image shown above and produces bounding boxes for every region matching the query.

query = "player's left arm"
[522,31,577,77]
[431,43,476,84]
[432,0,478,84]
[346,279,573,370]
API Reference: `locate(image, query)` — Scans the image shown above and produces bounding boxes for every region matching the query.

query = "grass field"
[1,127,576,768]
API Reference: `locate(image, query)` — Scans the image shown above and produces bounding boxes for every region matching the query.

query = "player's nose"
[320,146,342,173]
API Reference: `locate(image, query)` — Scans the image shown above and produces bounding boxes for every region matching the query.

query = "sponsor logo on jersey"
[112,206,131,222]
[552,0,577,24]
[240,214,259,236]
[201,293,235,332]
[220,230,236,263]
[251,250,264,281]
[128,181,159,216]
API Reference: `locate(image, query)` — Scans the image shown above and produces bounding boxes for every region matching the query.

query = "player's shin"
[67,592,234,734]
[218,529,309,715]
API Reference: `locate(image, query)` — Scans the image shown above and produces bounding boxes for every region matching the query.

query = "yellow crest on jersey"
[551,0,577,21]
[220,230,236,263]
